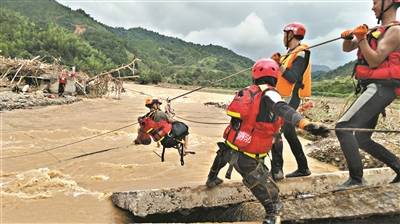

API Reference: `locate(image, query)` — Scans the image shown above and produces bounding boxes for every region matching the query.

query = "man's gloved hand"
[298,119,330,137]
[352,24,369,42]
[271,52,282,66]
[341,29,354,40]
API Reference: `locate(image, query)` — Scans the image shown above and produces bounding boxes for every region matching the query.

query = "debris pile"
[0,92,81,111]
[0,56,89,89]
[306,99,400,169]
[0,56,139,109]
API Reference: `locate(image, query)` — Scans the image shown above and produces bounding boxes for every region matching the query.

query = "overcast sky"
[57,0,399,68]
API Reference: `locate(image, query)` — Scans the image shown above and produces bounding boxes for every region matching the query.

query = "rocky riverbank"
[307,131,400,170]
[0,91,81,111]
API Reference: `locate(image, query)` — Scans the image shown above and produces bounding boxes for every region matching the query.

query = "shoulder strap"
[258,84,271,92]
[144,110,157,120]
[285,44,310,69]
[370,21,400,40]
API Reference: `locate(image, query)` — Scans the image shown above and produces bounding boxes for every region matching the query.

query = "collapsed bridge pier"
[112,168,400,222]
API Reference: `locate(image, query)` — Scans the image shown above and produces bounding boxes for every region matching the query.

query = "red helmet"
[252,58,280,80]
[284,22,306,39]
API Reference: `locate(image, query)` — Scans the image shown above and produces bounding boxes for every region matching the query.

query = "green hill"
[312,61,357,96]
[0,8,114,73]
[314,61,356,81]
[0,0,253,87]
[0,0,367,94]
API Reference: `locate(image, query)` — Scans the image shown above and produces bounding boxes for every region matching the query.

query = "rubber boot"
[206,142,229,188]
[205,158,224,188]
[285,168,311,178]
[206,176,223,188]
[272,169,284,182]
[263,201,282,224]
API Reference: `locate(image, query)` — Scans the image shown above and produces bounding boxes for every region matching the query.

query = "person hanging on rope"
[205,59,330,224]
[134,97,190,155]
[269,22,313,181]
[336,0,400,188]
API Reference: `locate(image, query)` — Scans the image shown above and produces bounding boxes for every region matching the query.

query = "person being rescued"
[134,97,190,156]
[205,58,330,224]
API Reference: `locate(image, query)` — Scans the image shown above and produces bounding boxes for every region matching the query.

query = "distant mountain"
[312,64,331,72]
[314,61,356,81]
[0,0,253,87]
[0,0,362,94]
[311,64,331,81]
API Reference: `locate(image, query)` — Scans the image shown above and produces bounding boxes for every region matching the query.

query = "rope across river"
[2,33,399,161]
[1,123,138,160]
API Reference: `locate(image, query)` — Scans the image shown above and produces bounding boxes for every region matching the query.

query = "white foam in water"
[0,167,110,200]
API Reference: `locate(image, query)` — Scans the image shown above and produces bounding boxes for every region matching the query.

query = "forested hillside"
[1,0,363,95]
[0,0,253,87]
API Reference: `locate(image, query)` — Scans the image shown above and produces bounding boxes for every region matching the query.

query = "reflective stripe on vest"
[226,140,268,159]
[276,44,312,98]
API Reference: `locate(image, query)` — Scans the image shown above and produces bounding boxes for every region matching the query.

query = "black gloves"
[304,122,330,137]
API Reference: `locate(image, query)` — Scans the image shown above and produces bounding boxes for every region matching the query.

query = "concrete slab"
[112,168,399,221]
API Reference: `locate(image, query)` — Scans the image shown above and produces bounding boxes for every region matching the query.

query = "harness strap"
[225,140,268,159]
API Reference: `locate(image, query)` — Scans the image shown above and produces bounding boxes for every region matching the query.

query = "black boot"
[206,176,223,188]
[272,169,284,181]
[262,200,282,224]
[285,168,311,178]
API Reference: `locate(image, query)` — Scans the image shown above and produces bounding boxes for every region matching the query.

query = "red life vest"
[59,76,67,84]
[223,84,283,155]
[135,127,152,145]
[355,21,400,96]
[140,117,172,142]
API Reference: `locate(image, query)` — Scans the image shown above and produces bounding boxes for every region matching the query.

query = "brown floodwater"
[1,83,338,223]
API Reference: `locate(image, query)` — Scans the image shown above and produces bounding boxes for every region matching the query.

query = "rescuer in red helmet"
[205,58,330,224]
[270,22,313,181]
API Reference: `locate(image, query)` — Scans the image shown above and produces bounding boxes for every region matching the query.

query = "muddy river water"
[1,83,338,223]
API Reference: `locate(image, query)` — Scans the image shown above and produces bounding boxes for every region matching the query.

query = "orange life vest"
[355,21,400,96]
[276,44,312,98]
[223,84,283,155]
